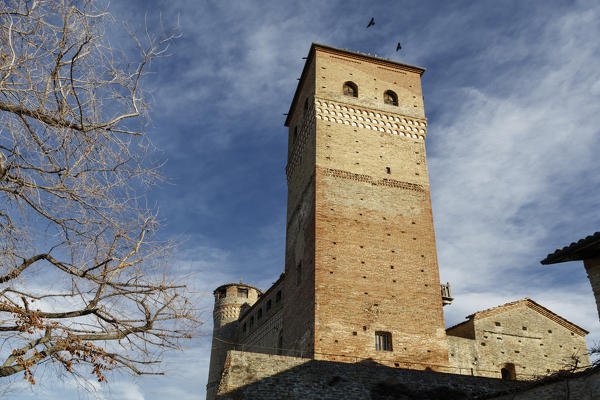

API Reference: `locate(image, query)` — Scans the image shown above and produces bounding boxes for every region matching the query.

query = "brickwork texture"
[205,44,591,400]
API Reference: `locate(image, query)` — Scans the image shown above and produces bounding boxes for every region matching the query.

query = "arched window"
[293,126,298,142]
[501,363,516,380]
[343,81,358,97]
[384,90,398,106]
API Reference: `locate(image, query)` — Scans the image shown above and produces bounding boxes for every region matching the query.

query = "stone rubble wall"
[489,367,600,400]
[216,350,526,400]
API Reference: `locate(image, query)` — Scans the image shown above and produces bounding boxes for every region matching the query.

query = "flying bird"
[396,42,402,51]
[367,17,375,28]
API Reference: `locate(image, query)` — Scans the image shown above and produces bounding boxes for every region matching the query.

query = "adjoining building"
[206,43,590,400]
[447,298,589,380]
[542,231,600,320]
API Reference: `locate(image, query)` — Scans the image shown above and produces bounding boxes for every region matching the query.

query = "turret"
[206,283,261,399]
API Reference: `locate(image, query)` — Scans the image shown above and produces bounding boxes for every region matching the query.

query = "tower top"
[285,43,426,127]
[213,282,263,297]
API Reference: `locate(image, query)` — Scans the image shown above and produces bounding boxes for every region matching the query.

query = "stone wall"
[447,299,589,380]
[490,367,600,399]
[216,350,526,400]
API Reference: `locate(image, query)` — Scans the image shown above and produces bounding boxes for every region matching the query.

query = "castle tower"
[206,283,261,399]
[282,43,449,369]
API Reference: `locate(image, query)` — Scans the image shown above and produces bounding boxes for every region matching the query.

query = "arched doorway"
[501,363,516,380]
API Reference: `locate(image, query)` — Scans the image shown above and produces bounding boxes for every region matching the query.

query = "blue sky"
[5,0,600,398]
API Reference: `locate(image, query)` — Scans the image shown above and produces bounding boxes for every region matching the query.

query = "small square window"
[238,288,248,298]
[375,331,392,351]
[522,326,527,331]
[495,322,501,327]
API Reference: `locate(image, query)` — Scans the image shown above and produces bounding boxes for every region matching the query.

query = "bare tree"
[0,0,194,384]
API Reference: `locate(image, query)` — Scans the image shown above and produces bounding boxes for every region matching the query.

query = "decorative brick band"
[315,97,427,139]
[286,98,427,182]
[321,167,425,192]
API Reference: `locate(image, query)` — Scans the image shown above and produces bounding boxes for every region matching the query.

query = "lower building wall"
[216,350,526,399]
[490,367,600,400]
[447,335,479,376]
[239,309,283,354]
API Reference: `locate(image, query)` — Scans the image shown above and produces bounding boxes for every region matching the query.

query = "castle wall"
[207,284,261,399]
[491,368,600,400]
[215,350,526,400]
[310,47,448,368]
[447,319,476,339]
[282,52,318,357]
[237,277,285,354]
[447,303,590,380]
[447,335,478,375]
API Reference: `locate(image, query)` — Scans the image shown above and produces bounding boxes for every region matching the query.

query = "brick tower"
[206,283,261,399]
[282,43,449,368]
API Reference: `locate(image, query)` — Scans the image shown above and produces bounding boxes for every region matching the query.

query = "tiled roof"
[454,298,588,336]
[541,231,600,265]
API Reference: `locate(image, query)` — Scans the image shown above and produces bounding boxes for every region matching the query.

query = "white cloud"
[430,0,600,350]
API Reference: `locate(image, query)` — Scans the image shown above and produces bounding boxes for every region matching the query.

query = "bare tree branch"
[0,0,194,386]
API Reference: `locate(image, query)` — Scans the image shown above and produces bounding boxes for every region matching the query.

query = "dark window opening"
[501,363,516,380]
[384,90,398,106]
[293,126,298,142]
[242,323,247,333]
[277,331,283,355]
[296,261,302,286]
[522,326,527,331]
[257,308,262,320]
[266,299,272,311]
[375,331,392,351]
[249,316,254,328]
[495,321,501,326]
[276,290,282,303]
[386,167,391,174]
[215,288,226,299]
[304,98,309,116]
[343,81,358,97]
[237,288,248,298]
